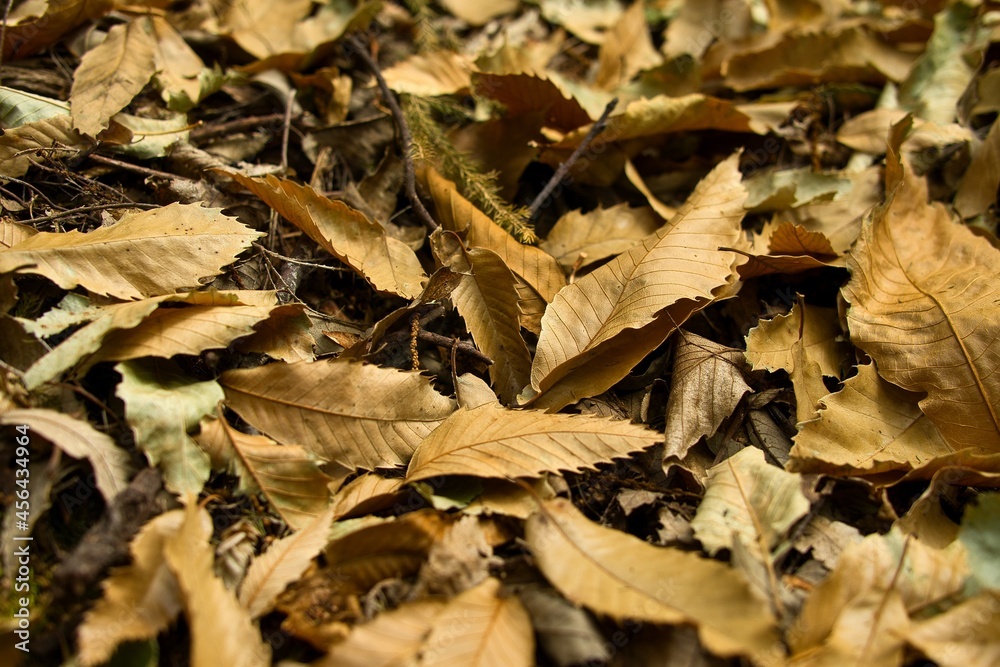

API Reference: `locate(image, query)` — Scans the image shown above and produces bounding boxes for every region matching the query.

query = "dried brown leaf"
[238,507,335,619]
[76,510,184,666]
[527,153,748,410]
[70,18,157,136]
[432,233,531,405]
[0,204,263,300]
[224,172,426,299]
[526,498,781,663]
[163,501,270,667]
[540,204,659,271]
[663,333,751,460]
[421,165,565,332]
[842,154,1000,450]
[405,403,661,483]
[220,359,456,470]
[790,364,956,476]
[0,409,130,502]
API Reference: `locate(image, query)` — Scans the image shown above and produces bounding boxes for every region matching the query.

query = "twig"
[280,89,296,173]
[528,98,619,222]
[346,35,439,233]
[26,202,158,224]
[189,113,285,142]
[416,329,493,366]
[87,154,179,180]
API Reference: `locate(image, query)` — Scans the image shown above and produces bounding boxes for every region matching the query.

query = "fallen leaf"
[906,591,1000,667]
[954,116,1000,218]
[0,409,130,502]
[527,153,748,410]
[525,498,781,663]
[1,0,113,61]
[420,577,534,667]
[405,403,661,483]
[0,203,263,300]
[163,501,270,667]
[223,171,426,299]
[691,446,810,559]
[663,332,752,460]
[116,359,221,495]
[220,359,456,470]
[789,364,956,476]
[382,50,474,96]
[0,114,88,181]
[432,232,531,405]
[76,510,185,666]
[540,204,660,271]
[789,529,968,667]
[421,165,565,332]
[842,151,1000,451]
[196,415,333,531]
[70,18,157,136]
[314,598,447,667]
[239,507,335,619]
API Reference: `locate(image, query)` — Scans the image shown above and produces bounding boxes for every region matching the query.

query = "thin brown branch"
[528,97,619,222]
[346,35,439,233]
[188,113,285,142]
[87,154,180,180]
[25,202,158,224]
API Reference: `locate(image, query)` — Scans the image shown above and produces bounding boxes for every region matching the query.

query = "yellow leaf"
[525,498,781,663]
[790,364,956,476]
[842,156,1000,451]
[0,203,263,300]
[238,507,334,619]
[790,530,968,667]
[421,165,565,332]
[594,0,662,90]
[163,501,270,667]
[70,18,157,136]
[405,403,661,483]
[691,447,810,558]
[0,409,130,502]
[314,598,447,666]
[527,153,748,410]
[432,232,531,405]
[907,591,1000,667]
[382,49,474,96]
[197,415,333,531]
[77,510,185,666]
[420,577,534,667]
[220,359,456,470]
[540,203,659,271]
[0,114,88,181]
[223,171,426,299]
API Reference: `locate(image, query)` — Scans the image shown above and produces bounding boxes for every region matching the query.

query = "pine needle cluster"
[402,95,537,244]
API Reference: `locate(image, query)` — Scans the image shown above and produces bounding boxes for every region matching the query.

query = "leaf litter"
[0,1,998,665]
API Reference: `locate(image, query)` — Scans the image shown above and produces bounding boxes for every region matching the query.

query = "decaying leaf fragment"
[526,498,781,663]
[0,203,263,300]
[526,153,749,411]
[842,149,1000,451]
[221,359,456,470]
[405,402,661,483]
[663,332,752,460]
